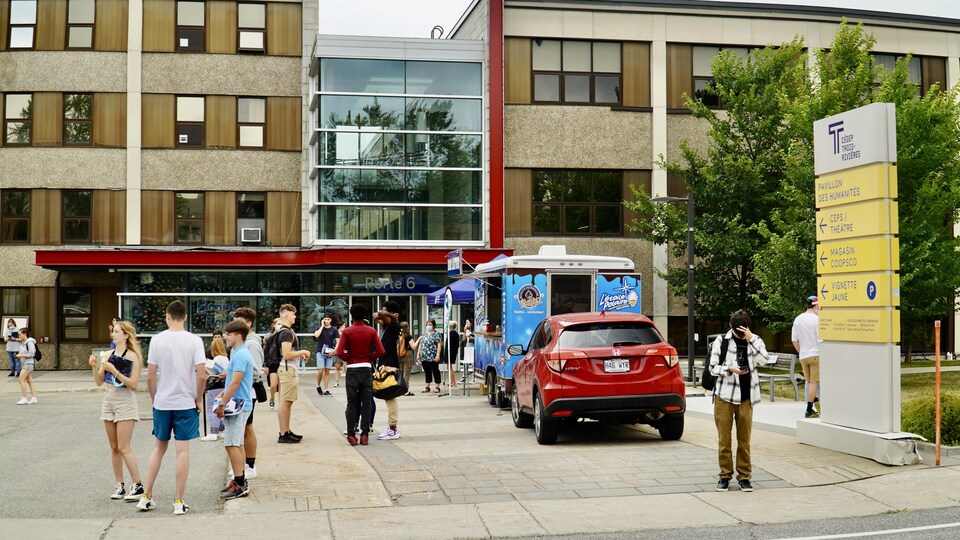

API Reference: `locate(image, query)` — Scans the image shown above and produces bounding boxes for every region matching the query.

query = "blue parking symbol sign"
[866,281,877,300]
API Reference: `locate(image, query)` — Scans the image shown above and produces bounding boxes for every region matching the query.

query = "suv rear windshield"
[558,322,663,349]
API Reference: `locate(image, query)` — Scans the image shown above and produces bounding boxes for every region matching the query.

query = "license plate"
[604,359,630,373]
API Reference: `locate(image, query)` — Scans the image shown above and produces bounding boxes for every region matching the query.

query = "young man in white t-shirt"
[136,300,206,515]
[792,295,821,418]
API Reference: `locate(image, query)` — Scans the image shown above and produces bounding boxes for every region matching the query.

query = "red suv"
[508,312,685,445]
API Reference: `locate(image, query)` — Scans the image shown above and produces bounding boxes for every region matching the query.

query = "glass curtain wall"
[312,58,483,243]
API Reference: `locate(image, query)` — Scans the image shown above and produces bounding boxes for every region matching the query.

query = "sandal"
[433,387,441,393]
[422,387,430,393]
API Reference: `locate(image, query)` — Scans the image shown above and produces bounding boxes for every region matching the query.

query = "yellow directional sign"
[819,308,900,343]
[817,237,899,275]
[816,200,898,241]
[817,272,899,308]
[816,164,897,209]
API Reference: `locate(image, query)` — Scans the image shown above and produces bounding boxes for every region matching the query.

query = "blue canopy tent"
[427,278,477,305]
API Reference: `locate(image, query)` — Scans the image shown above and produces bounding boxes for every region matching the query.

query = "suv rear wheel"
[511,385,533,428]
[534,392,559,445]
[656,415,684,441]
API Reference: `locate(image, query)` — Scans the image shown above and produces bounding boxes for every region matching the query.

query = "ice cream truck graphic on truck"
[466,245,641,408]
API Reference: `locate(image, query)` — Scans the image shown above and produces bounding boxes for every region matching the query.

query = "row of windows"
[0,189,280,246]
[509,38,946,107]
[0,92,299,150]
[3,0,299,55]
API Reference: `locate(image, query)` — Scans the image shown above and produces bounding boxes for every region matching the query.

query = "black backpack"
[700,336,728,391]
[30,340,42,363]
[264,327,293,367]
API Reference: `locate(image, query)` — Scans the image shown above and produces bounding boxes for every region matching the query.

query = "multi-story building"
[451,0,960,353]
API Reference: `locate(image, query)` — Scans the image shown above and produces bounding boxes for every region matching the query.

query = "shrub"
[901,393,960,446]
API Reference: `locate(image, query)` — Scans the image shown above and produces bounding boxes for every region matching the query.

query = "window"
[4,94,32,145]
[238,97,265,148]
[62,190,92,244]
[873,53,922,93]
[532,40,621,104]
[1,288,30,315]
[532,170,623,235]
[176,1,205,52]
[237,192,265,244]
[1,190,30,243]
[61,288,91,341]
[175,192,204,244]
[8,0,37,49]
[176,96,204,147]
[238,3,266,53]
[64,93,93,145]
[693,46,749,108]
[66,0,95,49]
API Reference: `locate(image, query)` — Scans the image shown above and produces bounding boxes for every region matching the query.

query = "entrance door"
[548,273,594,316]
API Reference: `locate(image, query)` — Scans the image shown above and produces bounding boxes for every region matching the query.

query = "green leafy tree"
[625,39,808,320]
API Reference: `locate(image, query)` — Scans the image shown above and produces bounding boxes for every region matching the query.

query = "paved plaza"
[1,371,958,539]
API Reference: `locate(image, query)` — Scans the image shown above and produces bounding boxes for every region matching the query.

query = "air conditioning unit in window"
[240,228,262,243]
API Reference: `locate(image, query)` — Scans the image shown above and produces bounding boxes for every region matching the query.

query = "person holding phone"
[707,309,771,493]
[88,321,144,501]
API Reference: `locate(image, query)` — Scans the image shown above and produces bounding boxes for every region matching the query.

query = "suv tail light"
[643,347,680,367]
[545,350,587,372]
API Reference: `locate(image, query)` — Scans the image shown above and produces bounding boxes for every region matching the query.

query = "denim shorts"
[319,353,335,369]
[152,407,200,441]
[222,409,251,447]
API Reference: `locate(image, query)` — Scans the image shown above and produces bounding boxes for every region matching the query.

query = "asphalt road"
[543,507,960,540]
[0,391,228,518]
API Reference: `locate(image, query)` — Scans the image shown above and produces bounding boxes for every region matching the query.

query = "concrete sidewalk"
[2,371,959,539]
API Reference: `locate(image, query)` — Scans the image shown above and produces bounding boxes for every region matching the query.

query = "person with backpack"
[707,309,771,493]
[14,327,38,404]
[263,317,282,409]
[274,304,310,444]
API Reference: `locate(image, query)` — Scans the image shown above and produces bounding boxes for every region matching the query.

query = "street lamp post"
[650,193,696,383]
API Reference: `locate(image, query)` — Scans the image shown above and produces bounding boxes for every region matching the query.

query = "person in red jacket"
[335,304,384,446]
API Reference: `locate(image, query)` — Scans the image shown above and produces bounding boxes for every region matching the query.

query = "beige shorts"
[800,356,820,383]
[278,365,299,402]
[100,387,140,423]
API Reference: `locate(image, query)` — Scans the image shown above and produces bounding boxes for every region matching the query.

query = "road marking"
[774,521,960,539]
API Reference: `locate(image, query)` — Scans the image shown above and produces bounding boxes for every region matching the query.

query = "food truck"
[467,245,641,408]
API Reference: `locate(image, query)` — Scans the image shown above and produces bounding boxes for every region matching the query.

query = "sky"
[317,0,958,39]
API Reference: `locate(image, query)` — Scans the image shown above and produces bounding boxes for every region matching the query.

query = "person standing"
[199,339,230,441]
[88,321,144,501]
[708,309,771,493]
[6,318,21,376]
[135,300,206,515]
[445,321,461,388]
[314,315,339,396]
[264,317,282,409]
[399,322,415,396]
[276,304,310,443]
[374,301,402,440]
[335,303,384,446]
[232,307,262,479]
[792,295,821,419]
[416,320,443,393]
[216,319,255,500]
[14,328,38,404]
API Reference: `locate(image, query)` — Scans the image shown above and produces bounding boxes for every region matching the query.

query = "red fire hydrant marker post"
[934,320,941,467]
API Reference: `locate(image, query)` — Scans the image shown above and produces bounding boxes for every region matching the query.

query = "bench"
[761,353,801,402]
[692,345,802,402]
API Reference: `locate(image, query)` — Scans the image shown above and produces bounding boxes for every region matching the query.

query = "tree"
[625,39,808,320]
[754,22,960,357]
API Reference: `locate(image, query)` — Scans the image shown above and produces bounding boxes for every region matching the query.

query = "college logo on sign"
[828,121,845,154]
[516,284,543,309]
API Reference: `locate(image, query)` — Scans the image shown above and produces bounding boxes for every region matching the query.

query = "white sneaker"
[376,429,400,441]
[16,397,28,405]
[136,496,155,511]
[27,396,37,404]
[217,432,224,439]
[244,465,258,479]
[111,482,126,499]
[172,499,189,515]
[200,433,218,441]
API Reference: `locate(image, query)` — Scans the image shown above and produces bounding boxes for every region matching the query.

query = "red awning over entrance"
[34,247,513,271]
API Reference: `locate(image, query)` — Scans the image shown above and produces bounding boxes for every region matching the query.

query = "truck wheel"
[657,415,684,441]
[534,392,558,445]
[486,371,497,406]
[511,385,533,428]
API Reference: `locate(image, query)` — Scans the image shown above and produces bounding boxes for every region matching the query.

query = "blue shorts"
[152,408,200,441]
[319,353,335,369]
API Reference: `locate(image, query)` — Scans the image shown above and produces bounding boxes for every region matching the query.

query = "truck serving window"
[486,276,502,331]
[557,322,662,349]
